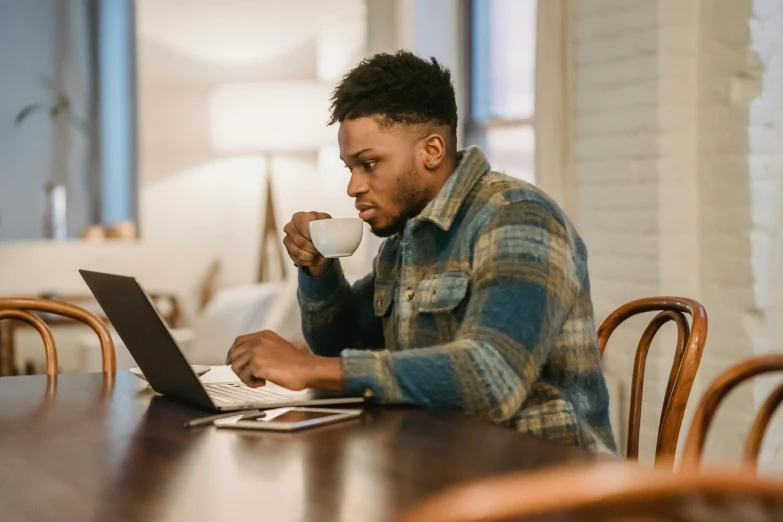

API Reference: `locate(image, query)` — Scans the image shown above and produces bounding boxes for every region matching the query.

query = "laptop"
[80,270,363,412]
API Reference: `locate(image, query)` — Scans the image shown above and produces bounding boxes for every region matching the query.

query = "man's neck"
[424,153,459,202]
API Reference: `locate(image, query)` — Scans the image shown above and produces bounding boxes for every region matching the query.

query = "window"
[469,0,537,184]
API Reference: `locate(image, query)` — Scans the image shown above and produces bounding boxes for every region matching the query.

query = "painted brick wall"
[573,0,672,461]
[572,0,783,465]
[748,0,783,470]
[693,0,758,464]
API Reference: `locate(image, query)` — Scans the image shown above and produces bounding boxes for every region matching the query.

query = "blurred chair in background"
[0,297,115,375]
[598,297,708,467]
[681,354,783,472]
[0,292,178,375]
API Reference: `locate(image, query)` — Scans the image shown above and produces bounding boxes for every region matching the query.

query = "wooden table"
[0,369,600,522]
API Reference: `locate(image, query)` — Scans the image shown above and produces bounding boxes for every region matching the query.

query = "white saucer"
[130,365,211,382]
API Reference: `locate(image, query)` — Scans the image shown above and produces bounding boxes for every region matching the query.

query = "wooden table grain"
[0,369,600,522]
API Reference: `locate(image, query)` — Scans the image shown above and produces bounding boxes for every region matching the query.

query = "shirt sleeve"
[298,259,384,357]
[340,201,584,422]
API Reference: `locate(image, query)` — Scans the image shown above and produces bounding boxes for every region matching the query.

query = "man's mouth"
[356,203,375,221]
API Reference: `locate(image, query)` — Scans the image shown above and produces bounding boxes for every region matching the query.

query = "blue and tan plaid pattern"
[298,147,616,453]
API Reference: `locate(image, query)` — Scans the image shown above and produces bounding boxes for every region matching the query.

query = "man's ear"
[421,133,447,171]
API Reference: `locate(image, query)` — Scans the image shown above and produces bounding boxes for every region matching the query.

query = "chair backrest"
[36,292,181,328]
[597,297,708,467]
[0,297,115,375]
[681,354,783,471]
[399,462,783,522]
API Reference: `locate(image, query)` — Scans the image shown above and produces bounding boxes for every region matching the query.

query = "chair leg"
[0,321,17,376]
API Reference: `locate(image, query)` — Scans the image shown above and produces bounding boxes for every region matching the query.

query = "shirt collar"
[416,147,491,231]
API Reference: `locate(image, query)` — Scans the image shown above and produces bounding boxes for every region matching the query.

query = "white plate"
[130,365,211,382]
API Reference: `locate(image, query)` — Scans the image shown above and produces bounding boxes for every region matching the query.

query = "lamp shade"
[210,82,337,153]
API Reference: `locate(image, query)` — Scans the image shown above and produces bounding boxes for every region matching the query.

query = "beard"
[370,169,431,238]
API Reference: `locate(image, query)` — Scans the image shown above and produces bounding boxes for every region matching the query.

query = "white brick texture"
[573,1,664,462]
[572,0,783,466]
[747,0,783,471]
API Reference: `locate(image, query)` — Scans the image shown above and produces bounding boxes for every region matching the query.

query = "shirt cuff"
[297,261,345,304]
[341,348,389,402]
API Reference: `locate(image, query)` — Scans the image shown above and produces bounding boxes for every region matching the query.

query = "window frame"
[464,0,537,183]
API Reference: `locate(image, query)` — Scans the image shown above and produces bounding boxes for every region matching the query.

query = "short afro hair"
[328,50,458,137]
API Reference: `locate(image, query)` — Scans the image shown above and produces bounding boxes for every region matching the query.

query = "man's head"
[329,51,458,237]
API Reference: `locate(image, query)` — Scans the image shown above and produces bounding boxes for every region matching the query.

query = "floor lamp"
[257,156,286,283]
[210,82,337,284]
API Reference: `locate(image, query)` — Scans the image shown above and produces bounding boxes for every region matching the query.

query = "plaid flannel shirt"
[298,147,616,453]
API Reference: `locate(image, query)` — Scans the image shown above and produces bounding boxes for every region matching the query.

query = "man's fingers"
[285,242,320,265]
[293,211,324,240]
[226,338,250,364]
[283,236,320,263]
[238,364,266,388]
[238,364,257,387]
[260,330,283,342]
[283,219,319,254]
[290,211,332,242]
[249,376,267,388]
[282,221,297,237]
[229,350,253,376]
[287,233,320,256]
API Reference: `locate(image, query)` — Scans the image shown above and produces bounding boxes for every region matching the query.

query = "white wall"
[572,0,670,460]
[573,0,783,467]
[747,0,783,469]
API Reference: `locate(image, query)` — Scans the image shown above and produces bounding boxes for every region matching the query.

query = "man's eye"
[363,161,376,172]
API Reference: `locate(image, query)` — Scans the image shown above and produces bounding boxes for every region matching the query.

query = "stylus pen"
[184,409,265,428]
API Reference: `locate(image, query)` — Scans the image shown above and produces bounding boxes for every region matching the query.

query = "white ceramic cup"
[309,218,364,258]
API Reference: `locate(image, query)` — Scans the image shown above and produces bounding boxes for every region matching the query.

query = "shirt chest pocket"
[373,280,396,318]
[414,272,470,313]
[373,280,398,351]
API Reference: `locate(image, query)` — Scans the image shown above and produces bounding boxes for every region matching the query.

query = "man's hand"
[283,211,332,277]
[225,330,345,391]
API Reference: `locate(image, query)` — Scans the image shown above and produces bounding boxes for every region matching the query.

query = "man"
[226,51,615,453]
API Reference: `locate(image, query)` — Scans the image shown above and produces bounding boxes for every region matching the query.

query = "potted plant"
[14,76,89,240]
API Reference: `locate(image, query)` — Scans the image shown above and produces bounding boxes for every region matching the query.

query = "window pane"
[485,125,535,184]
[472,0,537,121]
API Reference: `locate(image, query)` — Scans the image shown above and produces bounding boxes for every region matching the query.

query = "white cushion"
[187,282,286,365]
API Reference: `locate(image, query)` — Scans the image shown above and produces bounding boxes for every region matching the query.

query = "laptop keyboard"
[204,382,291,404]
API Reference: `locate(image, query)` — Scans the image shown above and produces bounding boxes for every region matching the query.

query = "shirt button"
[405,289,415,301]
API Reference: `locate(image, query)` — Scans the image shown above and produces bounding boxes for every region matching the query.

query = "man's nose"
[347,172,368,198]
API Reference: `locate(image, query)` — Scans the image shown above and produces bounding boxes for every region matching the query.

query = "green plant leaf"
[14,103,43,126]
[56,94,70,112]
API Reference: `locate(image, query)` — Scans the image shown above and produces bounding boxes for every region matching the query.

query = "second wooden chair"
[681,354,783,471]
